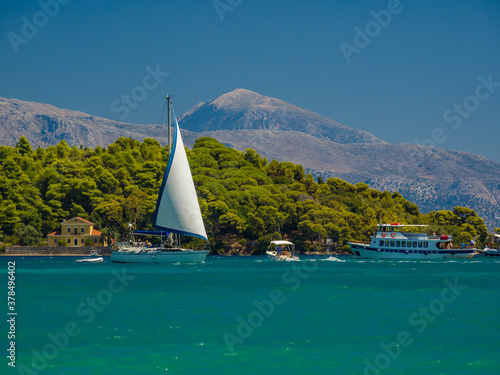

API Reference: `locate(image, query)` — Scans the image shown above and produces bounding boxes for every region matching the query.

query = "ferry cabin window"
[385,241,389,247]
[379,240,384,246]
[418,241,423,248]
[413,241,417,247]
[401,241,406,247]
[390,241,395,247]
[424,242,428,248]
[396,241,401,247]
[407,241,412,247]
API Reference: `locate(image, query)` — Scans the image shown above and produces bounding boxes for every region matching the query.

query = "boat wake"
[321,256,345,262]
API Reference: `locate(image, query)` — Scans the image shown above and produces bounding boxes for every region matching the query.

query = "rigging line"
[157,98,168,127]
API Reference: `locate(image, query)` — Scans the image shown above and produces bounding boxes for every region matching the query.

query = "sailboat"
[110,95,210,263]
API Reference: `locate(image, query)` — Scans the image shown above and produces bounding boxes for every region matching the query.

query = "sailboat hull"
[110,250,209,263]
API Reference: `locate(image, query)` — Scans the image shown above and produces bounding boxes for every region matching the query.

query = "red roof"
[47,230,61,236]
[91,229,102,236]
[71,217,94,225]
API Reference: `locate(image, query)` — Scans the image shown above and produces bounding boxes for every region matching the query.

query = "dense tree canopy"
[0,137,491,253]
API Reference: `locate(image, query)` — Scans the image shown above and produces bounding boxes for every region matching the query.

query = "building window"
[67,239,71,244]
[67,227,71,233]
[81,239,84,244]
[94,239,98,244]
[54,239,57,244]
[81,227,85,233]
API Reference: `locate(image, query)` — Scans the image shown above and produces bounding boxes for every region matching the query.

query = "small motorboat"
[483,247,500,257]
[266,240,299,261]
[76,250,103,263]
[478,234,500,257]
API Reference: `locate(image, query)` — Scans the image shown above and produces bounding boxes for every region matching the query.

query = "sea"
[2,255,500,375]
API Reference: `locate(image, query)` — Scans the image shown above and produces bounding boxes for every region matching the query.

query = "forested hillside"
[0,136,490,254]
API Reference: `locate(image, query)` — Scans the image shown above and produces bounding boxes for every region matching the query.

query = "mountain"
[180,129,500,229]
[178,89,382,144]
[1,92,499,228]
[0,97,171,148]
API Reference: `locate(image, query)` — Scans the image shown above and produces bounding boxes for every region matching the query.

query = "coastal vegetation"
[0,136,491,254]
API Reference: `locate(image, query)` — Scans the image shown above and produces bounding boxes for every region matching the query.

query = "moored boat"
[348,223,476,259]
[76,250,104,263]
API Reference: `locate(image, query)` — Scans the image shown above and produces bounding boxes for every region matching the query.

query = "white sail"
[153,111,208,241]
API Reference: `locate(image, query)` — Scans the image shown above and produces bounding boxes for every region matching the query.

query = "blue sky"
[1,0,500,162]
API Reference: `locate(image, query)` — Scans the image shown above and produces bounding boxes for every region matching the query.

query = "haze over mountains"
[1,90,499,228]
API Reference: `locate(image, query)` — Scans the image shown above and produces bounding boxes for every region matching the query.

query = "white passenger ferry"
[348,223,476,259]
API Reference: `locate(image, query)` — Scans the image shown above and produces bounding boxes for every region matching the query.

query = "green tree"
[16,136,33,156]
[206,201,229,239]
[14,224,42,246]
[453,206,477,224]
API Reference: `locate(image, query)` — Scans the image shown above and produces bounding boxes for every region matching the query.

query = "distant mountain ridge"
[0,97,171,148]
[1,91,499,228]
[180,129,500,230]
[179,89,382,144]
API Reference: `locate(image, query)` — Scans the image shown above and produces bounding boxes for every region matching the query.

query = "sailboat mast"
[166,94,180,248]
[166,93,173,247]
[166,94,171,153]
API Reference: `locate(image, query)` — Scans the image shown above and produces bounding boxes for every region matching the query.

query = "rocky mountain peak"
[179,89,383,144]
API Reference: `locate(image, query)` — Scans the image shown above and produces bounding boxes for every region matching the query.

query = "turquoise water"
[2,255,500,375]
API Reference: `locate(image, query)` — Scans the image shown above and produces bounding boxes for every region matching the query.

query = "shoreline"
[0,254,110,257]
[1,253,342,257]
